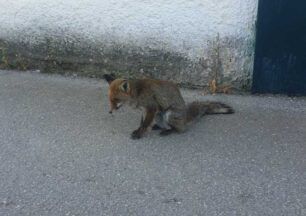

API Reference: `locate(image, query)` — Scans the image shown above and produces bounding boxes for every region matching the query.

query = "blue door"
[252,0,306,95]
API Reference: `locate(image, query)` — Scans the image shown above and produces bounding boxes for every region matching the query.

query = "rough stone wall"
[0,0,258,89]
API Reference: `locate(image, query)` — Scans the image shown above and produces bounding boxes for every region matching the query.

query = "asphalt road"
[0,70,306,216]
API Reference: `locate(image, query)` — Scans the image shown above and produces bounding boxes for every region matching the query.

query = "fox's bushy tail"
[186,101,234,122]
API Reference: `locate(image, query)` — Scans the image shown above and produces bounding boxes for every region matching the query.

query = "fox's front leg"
[131,107,156,139]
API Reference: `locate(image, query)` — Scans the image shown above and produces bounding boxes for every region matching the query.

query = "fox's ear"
[103,74,116,84]
[119,80,130,93]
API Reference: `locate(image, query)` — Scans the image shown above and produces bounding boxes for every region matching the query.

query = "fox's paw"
[152,124,162,130]
[131,129,143,139]
[159,129,174,136]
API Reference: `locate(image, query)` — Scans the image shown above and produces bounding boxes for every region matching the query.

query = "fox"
[103,74,234,139]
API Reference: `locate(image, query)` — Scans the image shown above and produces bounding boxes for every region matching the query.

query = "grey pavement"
[0,70,306,216]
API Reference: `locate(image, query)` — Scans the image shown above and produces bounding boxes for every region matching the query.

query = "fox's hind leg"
[153,111,171,130]
[159,110,186,136]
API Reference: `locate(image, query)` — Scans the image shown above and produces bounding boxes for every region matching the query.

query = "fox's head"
[103,74,131,114]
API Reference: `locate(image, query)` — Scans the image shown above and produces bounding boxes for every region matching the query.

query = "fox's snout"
[109,99,122,114]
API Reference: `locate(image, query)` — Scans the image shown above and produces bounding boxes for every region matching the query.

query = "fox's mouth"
[109,103,123,114]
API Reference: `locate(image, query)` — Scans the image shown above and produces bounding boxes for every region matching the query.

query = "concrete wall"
[0,0,258,89]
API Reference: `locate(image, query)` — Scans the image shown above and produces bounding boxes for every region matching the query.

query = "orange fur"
[104,75,234,139]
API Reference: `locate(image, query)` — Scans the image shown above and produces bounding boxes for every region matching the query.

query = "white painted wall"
[0,0,258,58]
[0,0,258,88]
